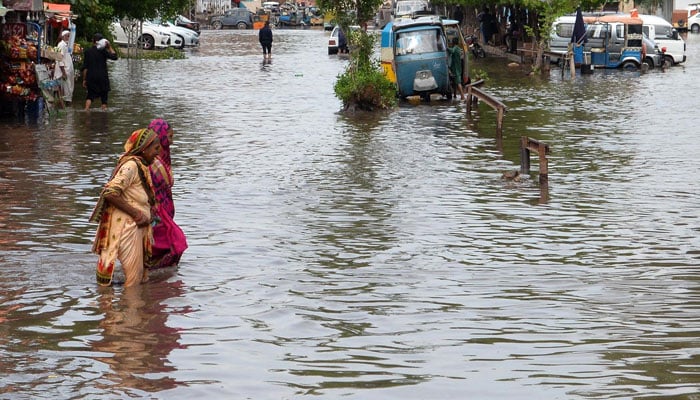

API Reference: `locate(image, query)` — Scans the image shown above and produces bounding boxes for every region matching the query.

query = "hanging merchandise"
[0,34,40,101]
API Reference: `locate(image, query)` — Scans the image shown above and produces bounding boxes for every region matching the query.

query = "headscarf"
[148,119,171,167]
[89,128,157,224]
[61,30,70,38]
[123,128,157,156]
[148,119,175,217]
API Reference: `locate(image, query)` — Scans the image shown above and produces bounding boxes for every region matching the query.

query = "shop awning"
[43,2,73,19]
[43,2,70,13]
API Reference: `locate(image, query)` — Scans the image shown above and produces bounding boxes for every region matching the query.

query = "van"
[549,15,577,58]
[637,14,686,64]
[549,13,686,65]
[262,2,280,13]
[393,0,429,18]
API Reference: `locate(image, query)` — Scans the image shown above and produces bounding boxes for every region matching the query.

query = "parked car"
[262,1,280,13]
[689,12,700,33]
[175,14,200,34]
[210,8,254,29]
[109,20,174,50]
[148,19,199,49]
[642,33,664,69]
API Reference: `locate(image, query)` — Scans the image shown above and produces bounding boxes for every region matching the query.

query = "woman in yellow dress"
[90,128,161,286]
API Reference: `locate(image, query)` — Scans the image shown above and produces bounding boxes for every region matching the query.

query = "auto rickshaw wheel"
[621,61,638,71]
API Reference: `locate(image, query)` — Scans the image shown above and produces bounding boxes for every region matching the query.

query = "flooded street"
[1,27,700,399]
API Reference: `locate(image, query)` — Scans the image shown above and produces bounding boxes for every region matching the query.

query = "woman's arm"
[105,193,151,228]
[104,192,150,227]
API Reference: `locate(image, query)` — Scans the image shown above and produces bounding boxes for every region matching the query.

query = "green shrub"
[333,29,396,112]
[334,64,397,111]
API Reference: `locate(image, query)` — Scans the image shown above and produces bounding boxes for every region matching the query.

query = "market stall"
[0,0,76,115]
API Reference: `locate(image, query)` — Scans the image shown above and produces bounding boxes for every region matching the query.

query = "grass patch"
[116,47,187,60]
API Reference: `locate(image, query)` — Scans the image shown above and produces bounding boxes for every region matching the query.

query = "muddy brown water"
[1,28,699,399]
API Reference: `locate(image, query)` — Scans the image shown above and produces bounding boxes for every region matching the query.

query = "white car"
[110,20,175,50]
[148,19,199,49]
[328,25,360,55]
[689,12,700,33]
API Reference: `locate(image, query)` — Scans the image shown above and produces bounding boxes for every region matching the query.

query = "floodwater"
[1,28,700,399]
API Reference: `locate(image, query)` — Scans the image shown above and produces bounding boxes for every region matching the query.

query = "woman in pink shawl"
[147,118,188,269]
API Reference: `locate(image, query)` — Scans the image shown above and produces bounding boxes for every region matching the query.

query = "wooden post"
[567,43,576,79]
[538,141,548,185]
[520,136,550,186]
[520,136,530,173]
[465,86,507,146]
[496,106,504,151]
[466,85,473,113]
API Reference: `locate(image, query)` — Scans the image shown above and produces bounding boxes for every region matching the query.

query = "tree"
[70,0,114,43]
[318,0,397,111]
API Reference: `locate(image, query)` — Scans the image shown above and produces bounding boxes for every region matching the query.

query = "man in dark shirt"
[259,21,273,60]
[82,33,118,111]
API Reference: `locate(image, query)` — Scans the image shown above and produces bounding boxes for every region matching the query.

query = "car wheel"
[175,34,185,49]
[692,24,700,33]
[663,55,674,67]
[237,22,248,29]
[643,57,654,69]
[212,21,223,30]
[139,34,155,50]
[621,60,638,71]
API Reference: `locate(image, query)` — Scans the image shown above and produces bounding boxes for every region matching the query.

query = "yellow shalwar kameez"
[90,128,157,287]
[92,160,152,286]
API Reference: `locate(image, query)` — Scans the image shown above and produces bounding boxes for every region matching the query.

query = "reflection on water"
[91,282,189,394]
[1,29,700,399]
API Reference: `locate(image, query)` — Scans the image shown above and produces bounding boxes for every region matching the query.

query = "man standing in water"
[259,21,273,60]
[82,33,118,111]
[447,37,465,101]
[53,30,74,106]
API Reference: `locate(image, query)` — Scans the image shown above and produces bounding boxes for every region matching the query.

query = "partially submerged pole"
[569,45,576,79]
[465,84,507,148]
[520,136,550,185]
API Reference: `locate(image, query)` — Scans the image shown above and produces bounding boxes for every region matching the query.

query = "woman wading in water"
[146,118,188,270]
[90,128,161,286]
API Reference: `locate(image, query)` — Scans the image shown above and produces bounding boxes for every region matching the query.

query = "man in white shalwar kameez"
[53,30,74,104]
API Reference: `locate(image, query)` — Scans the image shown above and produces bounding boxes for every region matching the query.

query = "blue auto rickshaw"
[392,15,450,101]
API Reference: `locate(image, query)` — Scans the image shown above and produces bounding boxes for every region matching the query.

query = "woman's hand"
[133,211,150,227]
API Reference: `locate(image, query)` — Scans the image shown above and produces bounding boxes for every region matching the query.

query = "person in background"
[453,6,464,26]
[338,27,348,54]
[259,21,273,60]
[53,30,74,105]
[82,33,118,111]
[146,118,188,270]
[90,128,161,287]
[447,37,465,101]
[504,18,520,53]
[477,7,493,45]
